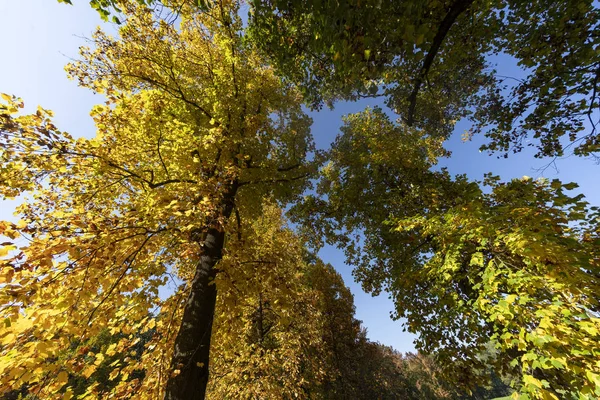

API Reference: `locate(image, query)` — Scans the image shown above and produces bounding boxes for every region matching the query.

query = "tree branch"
[405,0,475,126]
[238,173,309,187]
[276,163,302,172]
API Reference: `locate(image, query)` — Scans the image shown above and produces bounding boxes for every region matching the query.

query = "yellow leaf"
[539,389,559,400]
[57,371,69,386]
[147,319,156,330]
[505,294,517,304]
[586,370,600,386]
[81,365,97,379]
[36,342,53,356]
[0,245,16,257]
[108,369,120,380]
[106,343,118,356]
[94,353,105,365]
[523,374,543,389]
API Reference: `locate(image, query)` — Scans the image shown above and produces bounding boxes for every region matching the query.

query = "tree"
[400,351,460,400]
[391,176,600,399]
[303,107,600,398]
[207,202,327,399]
[303,259,424,399]
[0,1,318,398]
[249,0,600,158]
[7,0,600,398]
[303,259,367,399]
[248,1,600,397]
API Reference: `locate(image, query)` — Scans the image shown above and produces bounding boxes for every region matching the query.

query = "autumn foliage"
[1,0,600,399]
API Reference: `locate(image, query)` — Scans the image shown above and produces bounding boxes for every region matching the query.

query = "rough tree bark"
[164,183,238,400]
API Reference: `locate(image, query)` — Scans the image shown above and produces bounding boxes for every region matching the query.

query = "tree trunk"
[164,184,237,400]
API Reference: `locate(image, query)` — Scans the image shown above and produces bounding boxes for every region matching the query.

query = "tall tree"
[248,2,600,396]
[0,1,317,398]
[303,259,365,399]
[207,202,327,399]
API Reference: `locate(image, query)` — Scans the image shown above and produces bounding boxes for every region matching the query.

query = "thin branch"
[234,205,242,241]
[239,260,277,265]
[586,63,600,137]
[157,129,170,178]
[85,232,158,326]
[62,148,196,189]
[356,92,386,99]
[276,163,302,172]
[238,173,309,187]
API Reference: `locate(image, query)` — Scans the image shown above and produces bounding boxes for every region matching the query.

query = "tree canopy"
[249,0,600,158]
[295,107,600,398]
[2,0,600,399]
[2,1,316,398]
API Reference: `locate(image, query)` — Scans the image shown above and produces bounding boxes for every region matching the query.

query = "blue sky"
[1,0,598,354]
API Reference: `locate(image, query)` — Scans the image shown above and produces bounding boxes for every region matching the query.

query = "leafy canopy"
[303,108,600,399]
[0,1,318,397]
[7,1,600,399]
[249,0,600,158]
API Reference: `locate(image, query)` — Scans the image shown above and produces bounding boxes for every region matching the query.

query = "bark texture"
[164,184,237,400]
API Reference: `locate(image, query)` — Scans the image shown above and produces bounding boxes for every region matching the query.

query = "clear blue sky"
[1,0,598,355]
